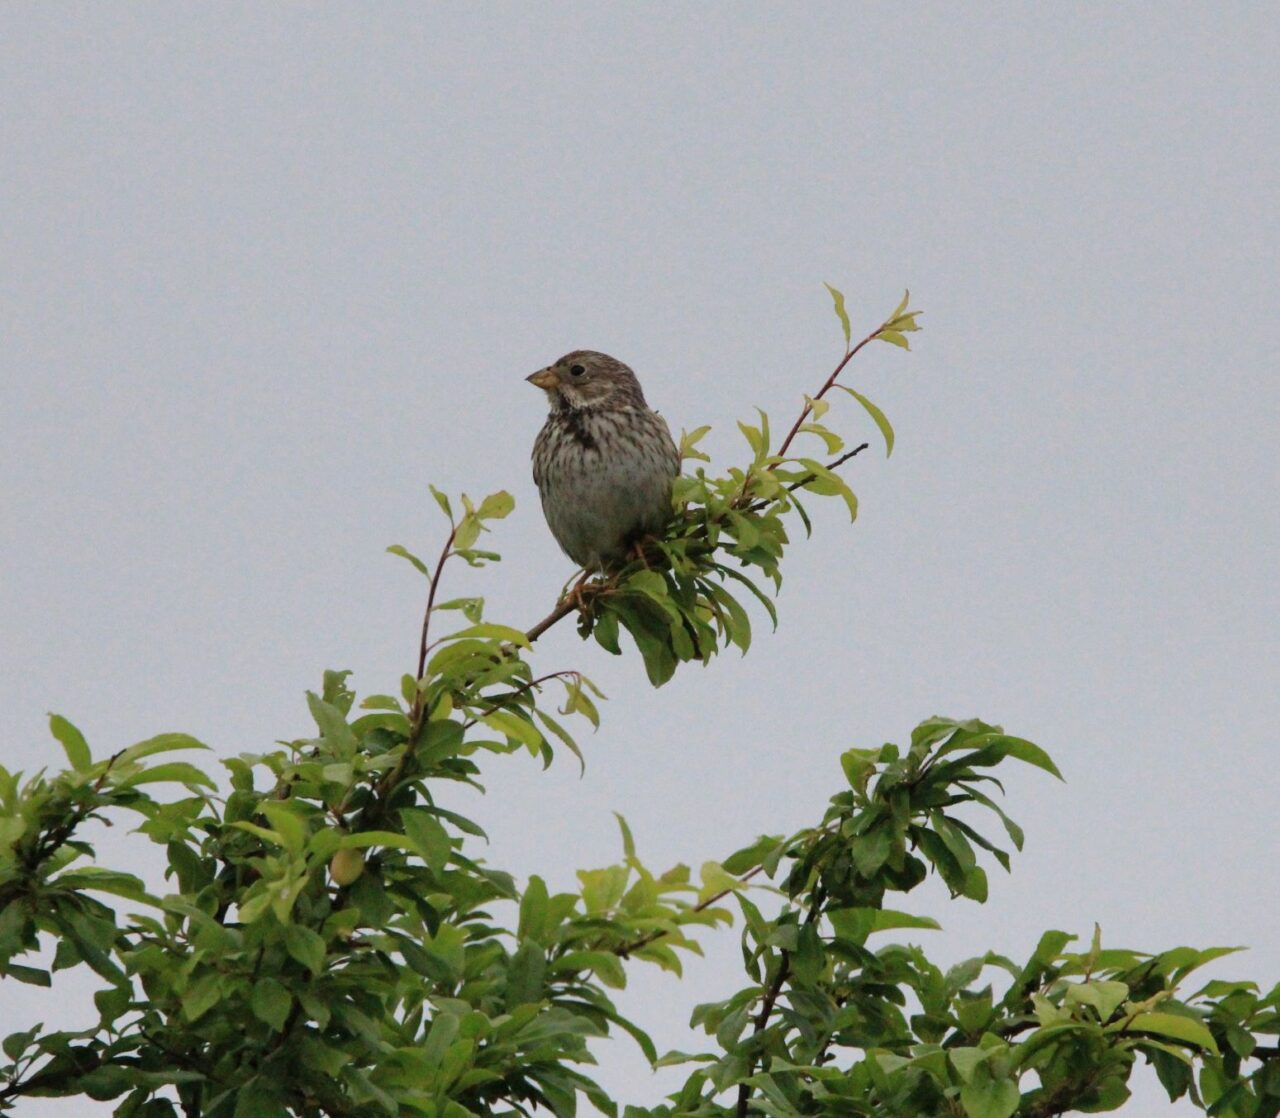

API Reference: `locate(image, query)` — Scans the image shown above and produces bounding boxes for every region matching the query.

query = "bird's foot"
[564,570,598,614]
[628,538,652,569]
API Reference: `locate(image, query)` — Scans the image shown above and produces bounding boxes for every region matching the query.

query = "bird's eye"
[569,364,585,377]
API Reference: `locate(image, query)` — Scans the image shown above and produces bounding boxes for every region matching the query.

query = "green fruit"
[329,848,365,886]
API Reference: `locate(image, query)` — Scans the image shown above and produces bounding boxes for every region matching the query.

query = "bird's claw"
[564,570,596,614]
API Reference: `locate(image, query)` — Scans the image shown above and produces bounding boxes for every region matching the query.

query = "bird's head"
[526,351,647,410]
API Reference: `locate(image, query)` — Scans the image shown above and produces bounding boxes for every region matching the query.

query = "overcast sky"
[2,5,1277,1115]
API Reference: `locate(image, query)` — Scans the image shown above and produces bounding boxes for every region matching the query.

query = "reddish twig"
[525,599,578,644]
[410,524,459,727]
[775,324,889,459]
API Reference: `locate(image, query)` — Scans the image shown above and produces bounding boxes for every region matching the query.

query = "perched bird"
[528,350,680,570]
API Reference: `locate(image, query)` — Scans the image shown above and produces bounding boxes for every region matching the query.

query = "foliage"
[2,291,1275,1118]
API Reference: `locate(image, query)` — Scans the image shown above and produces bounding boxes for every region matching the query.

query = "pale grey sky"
[2,5,1277,1115]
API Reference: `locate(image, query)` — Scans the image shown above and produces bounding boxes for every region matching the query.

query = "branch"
[0,1048,107,1105]
[0,751,126,911]
[410,524,459,727]
[460,672,584,730]
[735,887,826,1118]
[788,443,869,488]
[735,953,792,1118]
[525,599,578,644]
[775,323,891,459]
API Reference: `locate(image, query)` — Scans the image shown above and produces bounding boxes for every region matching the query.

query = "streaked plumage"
[527,351,679,569]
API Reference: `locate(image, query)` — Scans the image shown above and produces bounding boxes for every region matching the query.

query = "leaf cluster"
[2,289,1275,1118]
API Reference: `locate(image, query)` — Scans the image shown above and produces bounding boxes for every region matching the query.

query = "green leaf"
[949,733,1064,781]
[535,709,587,774]
[680,425,712,462]
[307,692,359,758]
[441,623,531,650]
[737,419,766,460]
[181,972,223,1022]
[824,282,852,351]
[1121,1011,1219,1054]
[230,820,289,848]
[234,1080,286,1118]
[49,714,91,771]
[429,484,453,521]
[434,597,485,622]
[950,1046,992,1084]
[3,965,50,987]
[251,976,292,1031]
[259,802,308,855]
[2,1026,40,1062]
[422,1012,460,1068]
[117,733,210,765]
[717,566,778,630]
[401,808,451,873]
[697,861,741,902]
[795,457,858,520]
[615,812,638,862]
[386,544,430,578]
[506,939,547,1007]
[836,385,894,457]
[481,709,543,753]
[798,422,843,455]
[869,909,942,934]
[284,924,326,975]
[333,830,419,853]
[960,1074,1020,1118]
[722,834,782,876]
[478,490,515,520]
[878,330,910,349]
[519,875,549,942]
[118,762,214,788]
[962,865,989,902]
[1065,979,1130,1021]
[593,607,622,654]
[983,736,1064,781]
[52,867,157,905]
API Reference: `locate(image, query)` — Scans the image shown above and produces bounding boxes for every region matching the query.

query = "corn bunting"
[528,351,679,570]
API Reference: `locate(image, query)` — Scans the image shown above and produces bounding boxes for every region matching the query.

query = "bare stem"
[410,524,458,727]
[776,324,889,459]
[525,599,578,644]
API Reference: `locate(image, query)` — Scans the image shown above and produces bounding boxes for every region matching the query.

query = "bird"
[528,350,680,572]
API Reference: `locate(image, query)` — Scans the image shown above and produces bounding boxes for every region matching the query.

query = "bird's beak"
[526,368,558,390]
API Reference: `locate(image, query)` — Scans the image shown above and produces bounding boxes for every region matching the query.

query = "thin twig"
[460,672,583,730]
[790,443,869,486]
[776,325,888,459]
[525,599,578,644]
[411,524,459,724]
